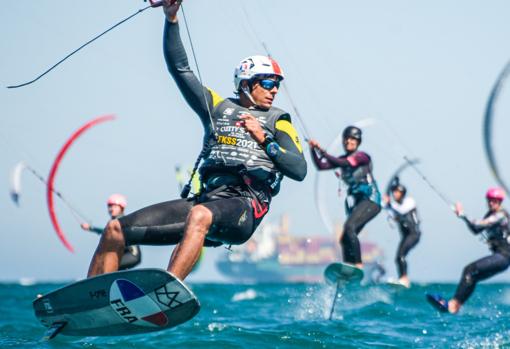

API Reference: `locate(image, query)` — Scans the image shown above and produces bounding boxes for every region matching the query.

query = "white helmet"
[233,55,284,92]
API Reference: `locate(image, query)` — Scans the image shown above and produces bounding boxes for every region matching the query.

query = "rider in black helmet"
[309,126,381,270]
[383,181,421,287]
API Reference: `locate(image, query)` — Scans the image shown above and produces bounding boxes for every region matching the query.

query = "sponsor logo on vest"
[218,136,259,150]
[218,135,237,146]
[224,108,235,116]
[220,126,240,132]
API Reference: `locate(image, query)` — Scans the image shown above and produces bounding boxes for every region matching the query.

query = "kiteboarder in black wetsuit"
[441,187,510,314]
[383,183,420,288]
[87,0,306,281]
[308,126,381,269]
[81,194,141,270]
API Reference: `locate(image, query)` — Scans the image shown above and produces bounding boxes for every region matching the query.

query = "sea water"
[1,282,509,348]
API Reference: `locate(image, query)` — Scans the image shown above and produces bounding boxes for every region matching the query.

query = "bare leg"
[168,205,212,280]
[398,275,411,288]
[87,220,126,277]
[448,298,461,314]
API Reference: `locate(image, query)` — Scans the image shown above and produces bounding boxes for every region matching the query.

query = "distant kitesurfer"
[87,0,307,281]
[383,183,421,288]
[308,126,381,269]
[443,187,510,313]
[81,194,141,270]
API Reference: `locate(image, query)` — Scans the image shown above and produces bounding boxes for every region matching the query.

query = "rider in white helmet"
[87,0,306,282]
[234,55,285,108]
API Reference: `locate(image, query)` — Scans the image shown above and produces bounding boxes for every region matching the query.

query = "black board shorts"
[118,194,264,247]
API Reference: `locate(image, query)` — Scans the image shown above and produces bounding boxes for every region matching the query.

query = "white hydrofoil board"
[33,268,200,338]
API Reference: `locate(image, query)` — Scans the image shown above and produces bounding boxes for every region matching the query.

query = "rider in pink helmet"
[81,194,141,270]
[431,188,510,314]
[486,187,505,201]
[107,194,127,209]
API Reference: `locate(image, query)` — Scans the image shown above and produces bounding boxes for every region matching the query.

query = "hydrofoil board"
[324,262,364,285]
[33,268,200,338]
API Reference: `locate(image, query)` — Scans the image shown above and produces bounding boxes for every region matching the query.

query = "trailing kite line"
[7,1,163,89]
[403,156,454,210]
[47,115,116,253]
[385,158,420,196]
[10,161,91,224]
[238,1,312,141]
[483,58,510,195]
[261,43,312,142]
[313,128,346,235]
[178,2,218,199]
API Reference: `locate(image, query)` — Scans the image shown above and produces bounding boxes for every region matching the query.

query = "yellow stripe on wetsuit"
[207,88,224,107]
[275,120,303,153]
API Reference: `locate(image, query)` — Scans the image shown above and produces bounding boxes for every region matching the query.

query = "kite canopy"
[9,161,26,206]
[483,59,510,196]
[47,114,116,253]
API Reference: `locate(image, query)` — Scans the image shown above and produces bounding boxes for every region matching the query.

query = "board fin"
[426,293,449,313]
[42,321,67,340]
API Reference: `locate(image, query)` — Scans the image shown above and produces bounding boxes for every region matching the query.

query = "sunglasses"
[488,199,502,204]
[257,79,280,90]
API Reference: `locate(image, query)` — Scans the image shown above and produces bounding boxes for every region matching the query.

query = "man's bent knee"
[187,205,213,227]
[101,219,125,246]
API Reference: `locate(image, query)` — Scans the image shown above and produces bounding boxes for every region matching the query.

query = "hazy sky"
[1,0,510,283]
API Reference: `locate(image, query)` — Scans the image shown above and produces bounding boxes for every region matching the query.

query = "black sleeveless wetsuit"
[117,20,306,248]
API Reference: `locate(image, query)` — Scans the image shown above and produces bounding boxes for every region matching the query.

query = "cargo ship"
[216,214,385,283]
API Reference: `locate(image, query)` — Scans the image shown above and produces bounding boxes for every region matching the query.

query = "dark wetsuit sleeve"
[461,216,483,234]
[163,20,220,128]
[462,212,506,234]
[324,151,369,168]
[310,148,349,170]
[271,119,307,181]
[89,226,103,235]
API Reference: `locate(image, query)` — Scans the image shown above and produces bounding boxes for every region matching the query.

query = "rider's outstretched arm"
[163,20,222,127]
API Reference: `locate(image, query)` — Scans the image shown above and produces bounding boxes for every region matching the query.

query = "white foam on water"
[456,332,507,349]
[207,322,227,332]
[293,284,342,321]
[231,288,257,302]
[18,277,35,286]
